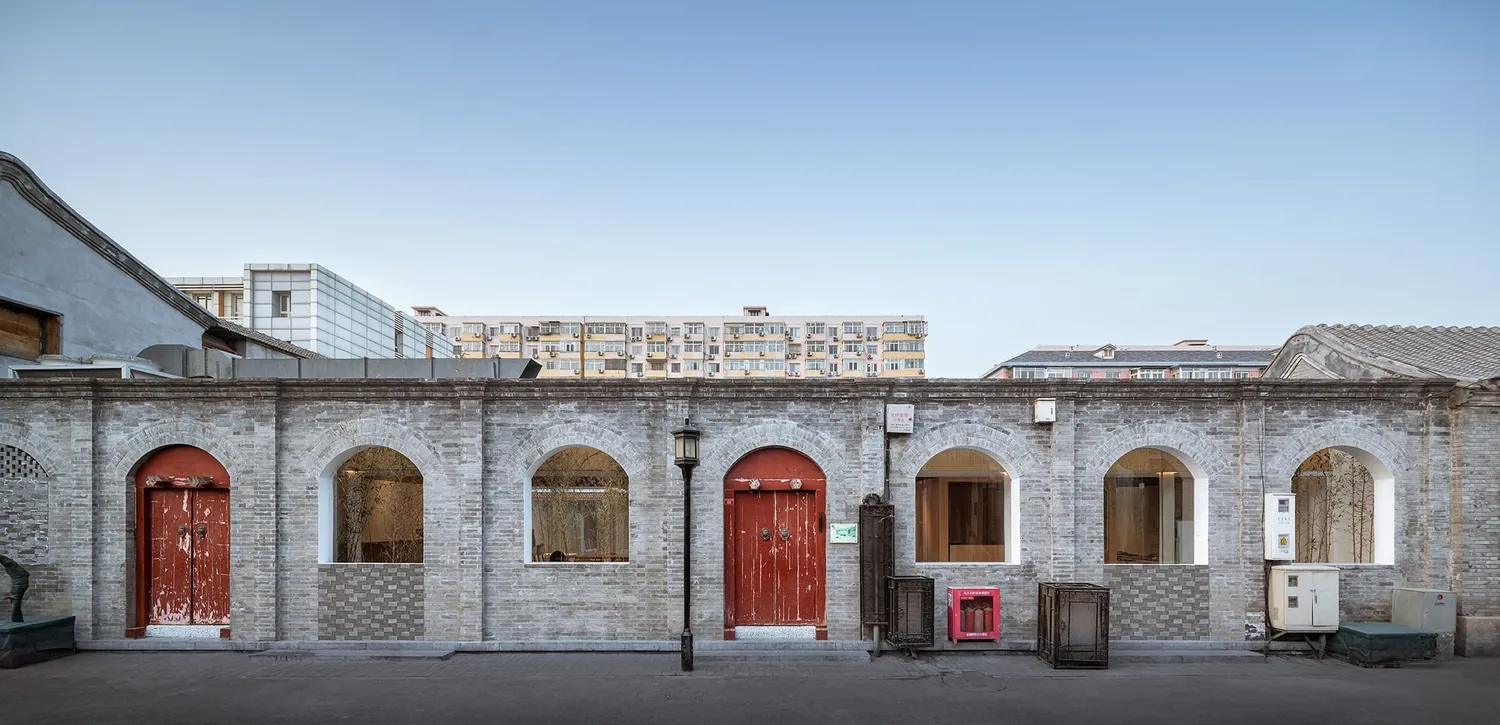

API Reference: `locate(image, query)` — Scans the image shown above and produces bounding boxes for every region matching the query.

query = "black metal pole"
[680,464,694,671]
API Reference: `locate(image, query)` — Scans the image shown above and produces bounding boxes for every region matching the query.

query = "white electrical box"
[1391,587,1456,633]
[1269,564,1339,633]
[1033,398,1057,424]
[1264,493,1296,560]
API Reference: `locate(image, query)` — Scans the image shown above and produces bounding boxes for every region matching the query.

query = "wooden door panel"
[734,491,777,626]
[148,490,193,625]
[775,492,822,625]
[191,489,232,624]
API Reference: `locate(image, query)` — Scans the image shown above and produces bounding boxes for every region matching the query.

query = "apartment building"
[171,264,453,359]
[409,306,927,379]
[982,340,1276,380]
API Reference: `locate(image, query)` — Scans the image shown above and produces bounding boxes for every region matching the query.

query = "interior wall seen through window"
[916,449,1008,563]
[1104,448,1194,564]
[1293,448,1375,564]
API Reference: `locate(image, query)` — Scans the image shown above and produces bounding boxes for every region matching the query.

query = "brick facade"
[0,378,1494,653]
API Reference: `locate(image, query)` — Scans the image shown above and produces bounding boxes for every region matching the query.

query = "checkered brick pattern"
[318,564,424,640]
[1,452,48,563]
[1107,565,1210,640]
[0,445,46,478]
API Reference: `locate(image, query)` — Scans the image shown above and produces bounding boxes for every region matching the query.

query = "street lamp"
[673,419,701,672]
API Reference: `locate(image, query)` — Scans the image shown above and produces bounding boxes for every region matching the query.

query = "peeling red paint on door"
[192,489,231,624]
[135,446,231,630]
[148,490,194,624]
[724,448,826,637]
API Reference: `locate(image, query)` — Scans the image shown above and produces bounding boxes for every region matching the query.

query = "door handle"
[197,523,208,537]
[779,526,790,541]
[817,513,824,532]
[177,524,188,537]
[761,528,771,541]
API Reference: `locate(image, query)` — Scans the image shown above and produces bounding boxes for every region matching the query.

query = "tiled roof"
[1303,324,1500,382]
[998,347,1277,367]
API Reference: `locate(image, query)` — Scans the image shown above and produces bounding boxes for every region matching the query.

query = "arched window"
[916,449,1013,563]
[530,447,628,563]
[332,447,423,563]
[1293,447,1392,564]
[1105,448,1202,564]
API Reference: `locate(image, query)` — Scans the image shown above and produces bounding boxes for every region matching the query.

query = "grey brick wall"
[1106,565,1210,640]
[0,377,1493,653]
[318,564,425,640]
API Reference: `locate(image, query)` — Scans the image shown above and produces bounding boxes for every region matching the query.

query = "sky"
[1,1,1496,377]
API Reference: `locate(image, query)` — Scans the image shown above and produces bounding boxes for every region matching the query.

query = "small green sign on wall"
[830,523,858,544]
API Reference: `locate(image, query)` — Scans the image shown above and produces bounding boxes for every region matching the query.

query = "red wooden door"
[724,448,827,636]
[775,491,822,625]
[146,488,231,626]
[148,489,194,624]
[734,491,778,625]
[192,489,231,624]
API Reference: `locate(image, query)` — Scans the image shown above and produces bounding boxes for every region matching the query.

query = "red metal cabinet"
[947,586,1000,642]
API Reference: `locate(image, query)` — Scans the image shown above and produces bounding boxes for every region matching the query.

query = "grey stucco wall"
[0,184,205,375]
[0,377,1490,652]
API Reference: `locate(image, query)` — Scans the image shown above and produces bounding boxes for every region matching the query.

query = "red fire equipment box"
[947,586,1000,642]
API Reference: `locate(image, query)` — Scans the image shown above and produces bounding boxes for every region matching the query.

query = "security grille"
[1037,582,1111,669]
[885,576,934,648]
[858,498,894,627]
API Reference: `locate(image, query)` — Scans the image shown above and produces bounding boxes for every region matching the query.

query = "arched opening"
[916,448,1014,563]
[131,445,231,637]
[528,446,629,563]
[1104,448,1205,564]
[321,447,424,564]
[723,447,827,639]
[0,444,49,564]
[1292,447,1393,564]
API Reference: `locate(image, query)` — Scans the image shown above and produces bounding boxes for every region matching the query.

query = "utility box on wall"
[1264,493,1296,560]
[1392,588,1457,633]
[947,587,1000,642]
[1269,564,1339,633]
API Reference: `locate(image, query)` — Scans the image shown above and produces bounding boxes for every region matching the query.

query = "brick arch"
[1265,421,1410,484]
[107,419,247,485]
[1083,420,1233,483]
[698,421,847,489]
[508,421,649,483]
[1083,421,1232,567]
[510,421,649,565]
[891,421,1045,482]
[301,418,447,565]
[298,418,445,481]
[0,420,62,477]
[1265,421,1406,566]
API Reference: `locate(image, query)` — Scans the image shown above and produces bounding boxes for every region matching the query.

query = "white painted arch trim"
[302,418,447,565]
[509,421,649,565]
[1268,422,1408,566]
[891,422,1046,565]
[1084,421,1233,566]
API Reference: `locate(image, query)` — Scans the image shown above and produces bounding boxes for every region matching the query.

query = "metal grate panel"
[1037,582,1111,669]
[886,575,934,648]
[859,500,894,627]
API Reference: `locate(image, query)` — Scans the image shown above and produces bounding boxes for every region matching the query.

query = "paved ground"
[2,651,1496,724]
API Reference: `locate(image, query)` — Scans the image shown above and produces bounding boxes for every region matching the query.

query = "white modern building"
[171,265,451,359]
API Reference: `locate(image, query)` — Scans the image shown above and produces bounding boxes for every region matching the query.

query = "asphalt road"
[1,651,1495,725]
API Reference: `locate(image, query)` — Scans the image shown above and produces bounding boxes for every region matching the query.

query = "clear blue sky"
[2,1,1495,376]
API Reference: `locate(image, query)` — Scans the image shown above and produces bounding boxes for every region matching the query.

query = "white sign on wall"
[830,523,858,544]
[885,404,914,434]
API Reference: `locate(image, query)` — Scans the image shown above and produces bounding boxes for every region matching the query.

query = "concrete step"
[1110,649,1266,664]
[694,650,871,663]
[696,640,871,652]
[251,648,456,661]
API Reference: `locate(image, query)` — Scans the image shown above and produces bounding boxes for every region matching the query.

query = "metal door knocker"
[761,528,771,541]
[177,524,188,537]
[197,523,208,537]
[779,526,790,541]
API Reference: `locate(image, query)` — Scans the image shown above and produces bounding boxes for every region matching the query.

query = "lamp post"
[673,419,701,672]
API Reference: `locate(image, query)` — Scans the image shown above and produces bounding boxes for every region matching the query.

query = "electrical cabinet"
[1391,587,1456,633]
[1269,564,1339,633]
[1264,493,1296,560]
